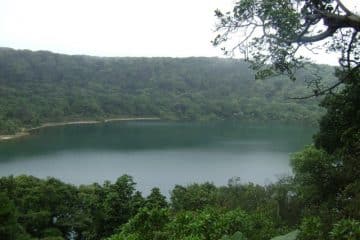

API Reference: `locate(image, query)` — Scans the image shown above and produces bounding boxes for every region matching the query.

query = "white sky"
[0,0,358,64]
[0,0,234,57]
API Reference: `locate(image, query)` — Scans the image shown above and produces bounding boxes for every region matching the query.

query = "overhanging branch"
[297,27,337,43]
[288,64,360,99]
[336,0,354,16]
[287,81,342,99]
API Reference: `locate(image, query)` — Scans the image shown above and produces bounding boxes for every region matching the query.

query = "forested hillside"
[0,48,334,134]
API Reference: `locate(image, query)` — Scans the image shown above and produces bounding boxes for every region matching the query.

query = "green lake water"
[0,121,315,195]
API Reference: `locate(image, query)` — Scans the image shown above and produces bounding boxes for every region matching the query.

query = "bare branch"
[230,25,258,53]
[347,31,358,69]
[288,81,342,99]
[288,64,360,99]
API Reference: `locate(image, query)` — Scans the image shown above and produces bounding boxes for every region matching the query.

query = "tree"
[213,0,359,95]
[170,183,217,211]
[0,192,29,240]
[0,192,18,240]
[214,0,360,237]
[111,207,170,240]
[145,188,168,209]
[102,175,138,236]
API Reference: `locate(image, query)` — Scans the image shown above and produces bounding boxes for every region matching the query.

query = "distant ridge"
[0,47,334,134]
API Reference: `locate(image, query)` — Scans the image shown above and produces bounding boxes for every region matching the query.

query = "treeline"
[1,174,358,240]
[0,48,334,134]
[0,175,318,240]
[0,175,283,240]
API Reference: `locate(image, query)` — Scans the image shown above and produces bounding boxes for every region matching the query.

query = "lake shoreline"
[0,117,160,142]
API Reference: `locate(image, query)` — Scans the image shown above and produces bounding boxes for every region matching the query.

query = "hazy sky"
[0,0,234,57]
[0,0,357,64]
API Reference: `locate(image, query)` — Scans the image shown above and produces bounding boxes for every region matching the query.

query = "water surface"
[0,121,315,195]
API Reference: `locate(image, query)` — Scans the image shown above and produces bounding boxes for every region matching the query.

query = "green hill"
[0,48,335,134]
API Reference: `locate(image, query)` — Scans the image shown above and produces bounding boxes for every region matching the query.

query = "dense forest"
[1,172,359,240]
[0,175,291,240]
[0,48,335,134]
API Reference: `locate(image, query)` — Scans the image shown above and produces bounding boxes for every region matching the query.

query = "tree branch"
[347,31,358,69]
[288,81,342,99]
[288,64,360,99]
[297,27,337,43]
[335,0,354,16]
[295,13,360,43]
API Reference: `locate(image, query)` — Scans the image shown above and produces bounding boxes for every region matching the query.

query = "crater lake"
[0,121,315,195]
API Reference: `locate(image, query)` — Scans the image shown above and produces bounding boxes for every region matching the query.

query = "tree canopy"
[213,0,359,95]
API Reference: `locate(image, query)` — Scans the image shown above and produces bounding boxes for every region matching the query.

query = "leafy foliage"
[0,192,26,240]
[297,217,324,240]
[110,207,276,240]
[0,175,297,240]
[116,207,170,240]
[214,0,360,89]
[0,175,143,240]
[290,78,360,238]
[330,219,360,240]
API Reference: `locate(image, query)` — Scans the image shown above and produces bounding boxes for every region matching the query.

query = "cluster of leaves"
[0,48,334,134]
